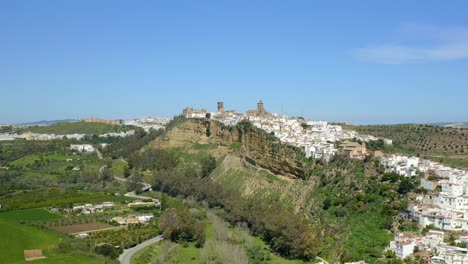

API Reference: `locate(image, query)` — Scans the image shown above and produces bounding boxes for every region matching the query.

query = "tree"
[100,166,113,182]
[201,155,216,178]
[126,171,142,192]
[161,193,168,211]
[300,123,310,130]
[123,165,131,178]
[322,198,331,210]
[95,243,121,259]
[159,207,205,245]
[398,178,414,194]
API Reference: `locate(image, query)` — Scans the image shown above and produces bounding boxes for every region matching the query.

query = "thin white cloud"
[354,24,468,64]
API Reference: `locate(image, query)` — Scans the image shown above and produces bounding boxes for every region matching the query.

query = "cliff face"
[162,118,307,179]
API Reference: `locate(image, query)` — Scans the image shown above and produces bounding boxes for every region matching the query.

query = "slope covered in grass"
[0,220,101,264]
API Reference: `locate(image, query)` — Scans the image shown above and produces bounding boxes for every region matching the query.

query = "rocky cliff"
[158,118,308,179]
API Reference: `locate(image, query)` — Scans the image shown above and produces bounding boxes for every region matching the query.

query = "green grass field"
[0,208,62,222]
[0,220,102,264]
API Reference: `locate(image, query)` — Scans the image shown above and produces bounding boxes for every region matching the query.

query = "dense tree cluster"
[94,243,122,259]
[159,207,206,247]
[365,139,385,151]
[103,128,163,159]
[128,149,178,171]
[310,157,416,262]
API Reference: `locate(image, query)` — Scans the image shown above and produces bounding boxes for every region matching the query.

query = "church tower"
[257,100,264,113]
[217,102,224,113]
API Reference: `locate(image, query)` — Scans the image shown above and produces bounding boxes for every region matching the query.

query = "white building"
[70,144,95,152]
[421,178,438,191]
[395,238,416,259]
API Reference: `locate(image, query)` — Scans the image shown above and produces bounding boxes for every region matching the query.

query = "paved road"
[113,176,158,202]
[119,235,164,264]
[114,175,152,192]
[124,191,159,202]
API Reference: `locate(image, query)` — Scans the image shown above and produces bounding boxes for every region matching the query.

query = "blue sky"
[1,1,467,124]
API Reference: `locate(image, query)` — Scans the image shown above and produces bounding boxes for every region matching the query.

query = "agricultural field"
[0,189,160,263]
[0,220,102,264]
[0,208,62,222]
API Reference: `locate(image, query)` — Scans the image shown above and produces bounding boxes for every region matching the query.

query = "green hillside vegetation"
[210,154,407,263]
[0,139,128,196]
[6,150,99,180]
[0,139,72,165]
[140,148,398,262]
[344,124,468,169]
[192,142,219,150]
[18,121,135,135]
[0,220,102,264]
[127,147,319,260]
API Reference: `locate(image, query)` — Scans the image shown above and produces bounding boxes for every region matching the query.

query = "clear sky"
[1,1,467,124]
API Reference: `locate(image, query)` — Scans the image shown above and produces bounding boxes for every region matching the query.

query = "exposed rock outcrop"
[155,118,308,179]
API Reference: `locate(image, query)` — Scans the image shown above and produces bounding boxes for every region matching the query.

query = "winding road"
[100,164,163,263]
[119,235,164,264]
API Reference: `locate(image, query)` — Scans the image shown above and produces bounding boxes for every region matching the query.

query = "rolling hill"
[17,121,135,135]
[343,124,468,169]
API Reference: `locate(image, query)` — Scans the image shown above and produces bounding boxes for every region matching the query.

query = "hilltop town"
[183,100,390,161]
[183,100,468,263]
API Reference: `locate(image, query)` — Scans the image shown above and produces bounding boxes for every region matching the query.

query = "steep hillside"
[209,154,402,263]
[153,118,309,179]
[210,154,319,214]
[344,124,468,169]
[148,117,409,263]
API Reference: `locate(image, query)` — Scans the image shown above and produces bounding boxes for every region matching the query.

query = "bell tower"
[257,100,264,113]
[217,102,224,113]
